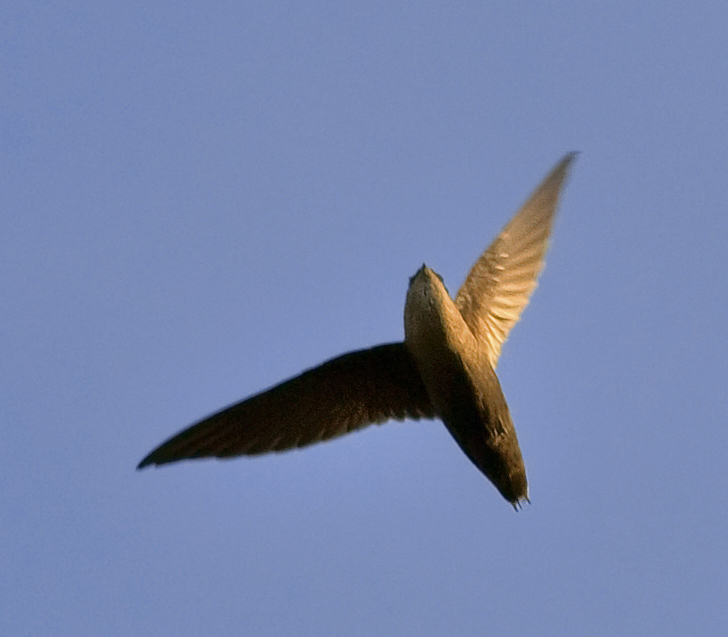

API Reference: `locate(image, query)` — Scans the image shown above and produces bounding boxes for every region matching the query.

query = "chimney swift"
[138,153,576,508]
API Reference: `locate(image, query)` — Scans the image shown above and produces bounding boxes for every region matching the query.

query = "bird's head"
[406,265,449,308]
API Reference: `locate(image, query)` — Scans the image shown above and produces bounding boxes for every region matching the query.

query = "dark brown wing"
[455,153,576,368]
[137,342,435,468]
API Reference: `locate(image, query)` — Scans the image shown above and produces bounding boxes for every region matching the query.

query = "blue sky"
[2,2,727,635]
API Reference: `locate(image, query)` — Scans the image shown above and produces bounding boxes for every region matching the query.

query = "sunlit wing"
[455,153,576,368]
[138,343,435,468]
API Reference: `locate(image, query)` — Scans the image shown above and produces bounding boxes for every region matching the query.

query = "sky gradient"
[3,2,727,635]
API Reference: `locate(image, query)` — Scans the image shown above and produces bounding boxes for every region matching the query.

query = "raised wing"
[455,153,576,368]
[138,343,434,468]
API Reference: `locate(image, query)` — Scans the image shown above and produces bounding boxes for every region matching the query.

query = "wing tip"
[546,151,579,187]
[136,454,158,470]
[136,445,183,470]
[561,150,580,166]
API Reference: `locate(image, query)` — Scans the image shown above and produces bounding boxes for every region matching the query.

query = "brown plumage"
[138,153,576,507]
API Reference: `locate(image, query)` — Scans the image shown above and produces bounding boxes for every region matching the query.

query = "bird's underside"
[138,153,576,507]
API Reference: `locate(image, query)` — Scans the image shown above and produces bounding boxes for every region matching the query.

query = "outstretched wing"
[138,343,434,468]
[455,153,576,368]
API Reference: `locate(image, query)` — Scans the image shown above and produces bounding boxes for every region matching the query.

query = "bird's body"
[404,266,526,504]
[138,153,576,508]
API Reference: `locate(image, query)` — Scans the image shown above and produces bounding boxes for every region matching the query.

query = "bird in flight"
[138,153,576,508]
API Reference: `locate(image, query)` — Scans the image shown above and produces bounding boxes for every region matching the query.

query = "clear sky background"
[3,2,727,635]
